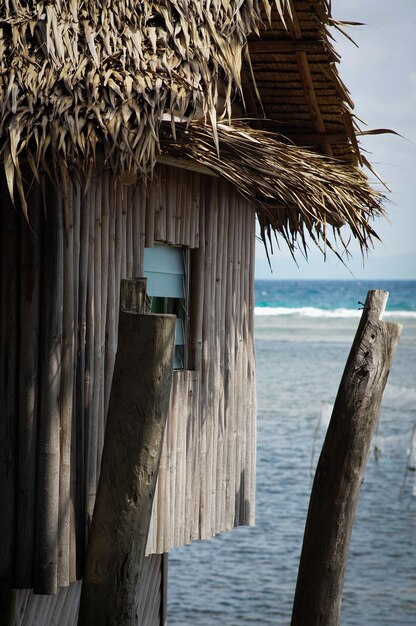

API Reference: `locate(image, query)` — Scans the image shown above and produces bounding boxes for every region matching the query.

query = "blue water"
[168,280,416,625]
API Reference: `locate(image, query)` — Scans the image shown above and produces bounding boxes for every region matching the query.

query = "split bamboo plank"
[74,182,90,578]
[176,374,187,547]
[92,178,103,485]
[0,184,19,585]
[168,374,180,548]
[199,181,214,540]
[165,166,173,245]
[98,173,110,475]
[70,178,81,581]
[121,186,128,280]
[190,372,201,542]
[246,204,257,526]
[58,167,76,588]
[132,184,141,276]
[184,374,194,544]
[139,185,147,274]
[14,182,41,588]
[158,418,170,552]
[193,172,200,249]
[226,191,237,530]
[104,182,117,421]
[175,167,183,243]
[85,180,96,527]
[233,191,243,525]
[188,175,205,373]
[218,186,229,532]
[144,559,162,626]
[159,166,167,243]
[153,173,162,242]
[222,191,233,529]
[34,183,64,595]
[126,186,134,277]
[145,178,155,248]
[184,172,192,247]
[15,589,31,626]
[169,166,176,245]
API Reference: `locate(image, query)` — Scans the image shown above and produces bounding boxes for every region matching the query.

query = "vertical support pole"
[34,186,64,595]
[78,278,175,626]
[291,290,402,626]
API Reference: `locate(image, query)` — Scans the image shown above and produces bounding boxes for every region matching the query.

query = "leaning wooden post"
[78,278,175,626]
[291,290,402,626]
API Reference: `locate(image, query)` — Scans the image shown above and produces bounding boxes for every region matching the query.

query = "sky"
[255,0,416,280]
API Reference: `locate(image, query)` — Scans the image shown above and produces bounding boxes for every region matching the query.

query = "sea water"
[168,280,416,625]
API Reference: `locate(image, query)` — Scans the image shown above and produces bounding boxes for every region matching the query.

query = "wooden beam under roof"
[286,0,333,156]
[249,38,327,54]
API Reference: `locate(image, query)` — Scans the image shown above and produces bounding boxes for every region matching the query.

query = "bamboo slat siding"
[0,164,256,598]
[15,555,166,626]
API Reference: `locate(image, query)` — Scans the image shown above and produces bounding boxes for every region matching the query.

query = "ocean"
[168,280,416,625]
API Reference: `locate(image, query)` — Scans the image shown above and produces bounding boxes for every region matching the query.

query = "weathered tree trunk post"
[291,290,402,626]
[78,278,175,626]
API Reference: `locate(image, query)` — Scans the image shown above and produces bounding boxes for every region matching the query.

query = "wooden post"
[78,279,175,626]
[291,290,402,626]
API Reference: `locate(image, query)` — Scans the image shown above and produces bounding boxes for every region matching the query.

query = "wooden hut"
[0,1,384,624]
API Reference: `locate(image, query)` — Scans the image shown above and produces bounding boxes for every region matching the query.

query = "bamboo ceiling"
[0,0,384,254]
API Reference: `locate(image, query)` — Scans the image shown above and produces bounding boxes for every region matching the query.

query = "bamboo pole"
[184,172,192,246]
[218,185,229,532]
[246,204,257,526]
[85,180,96,527]
[14,181,41,589]
[188,176,205,373]
[159,166,167,243]
[132,184,141,276]
[159,416,170,551]
[209,178,219,536]
[199,180,214,540]
[92,178,103,489]
[99,172,110,461]
[225,191,236,529]
[176,168,183,244]
[104,181,116,420]
[291,291,402,626]
[168,376,179,548]
[126,186,134,277]
[139,185,146,275]
[121,186,128,280]
[235,196,245,524]
[78,309,175,626]
[74,181,90,578]
[169,167,176,245]
[184,373,195,544]
[70,178,81,582]
[153,173,162,242]
[34,181,64,594]
[58,167,76,588]
[193,173,200,249]
[145,179,155,248]
[175,375,186,547]
[0,181,19,587]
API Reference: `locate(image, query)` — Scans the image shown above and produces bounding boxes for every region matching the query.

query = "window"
[144,245,187,370]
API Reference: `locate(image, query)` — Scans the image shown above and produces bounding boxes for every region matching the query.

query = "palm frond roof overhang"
[0,0,384,254]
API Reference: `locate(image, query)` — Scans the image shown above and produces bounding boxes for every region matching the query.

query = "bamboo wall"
[14,554,166,626]
[0,164,256,611]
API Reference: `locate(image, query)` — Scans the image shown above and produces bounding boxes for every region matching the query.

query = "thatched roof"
[0,0,384,255]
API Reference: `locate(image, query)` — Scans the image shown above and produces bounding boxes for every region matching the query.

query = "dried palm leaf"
[160,121,384,256]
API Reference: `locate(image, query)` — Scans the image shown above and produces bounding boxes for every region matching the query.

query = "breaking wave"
[254,306,416,319]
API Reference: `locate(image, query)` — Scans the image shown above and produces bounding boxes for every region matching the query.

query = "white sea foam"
[254,306,416,319]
